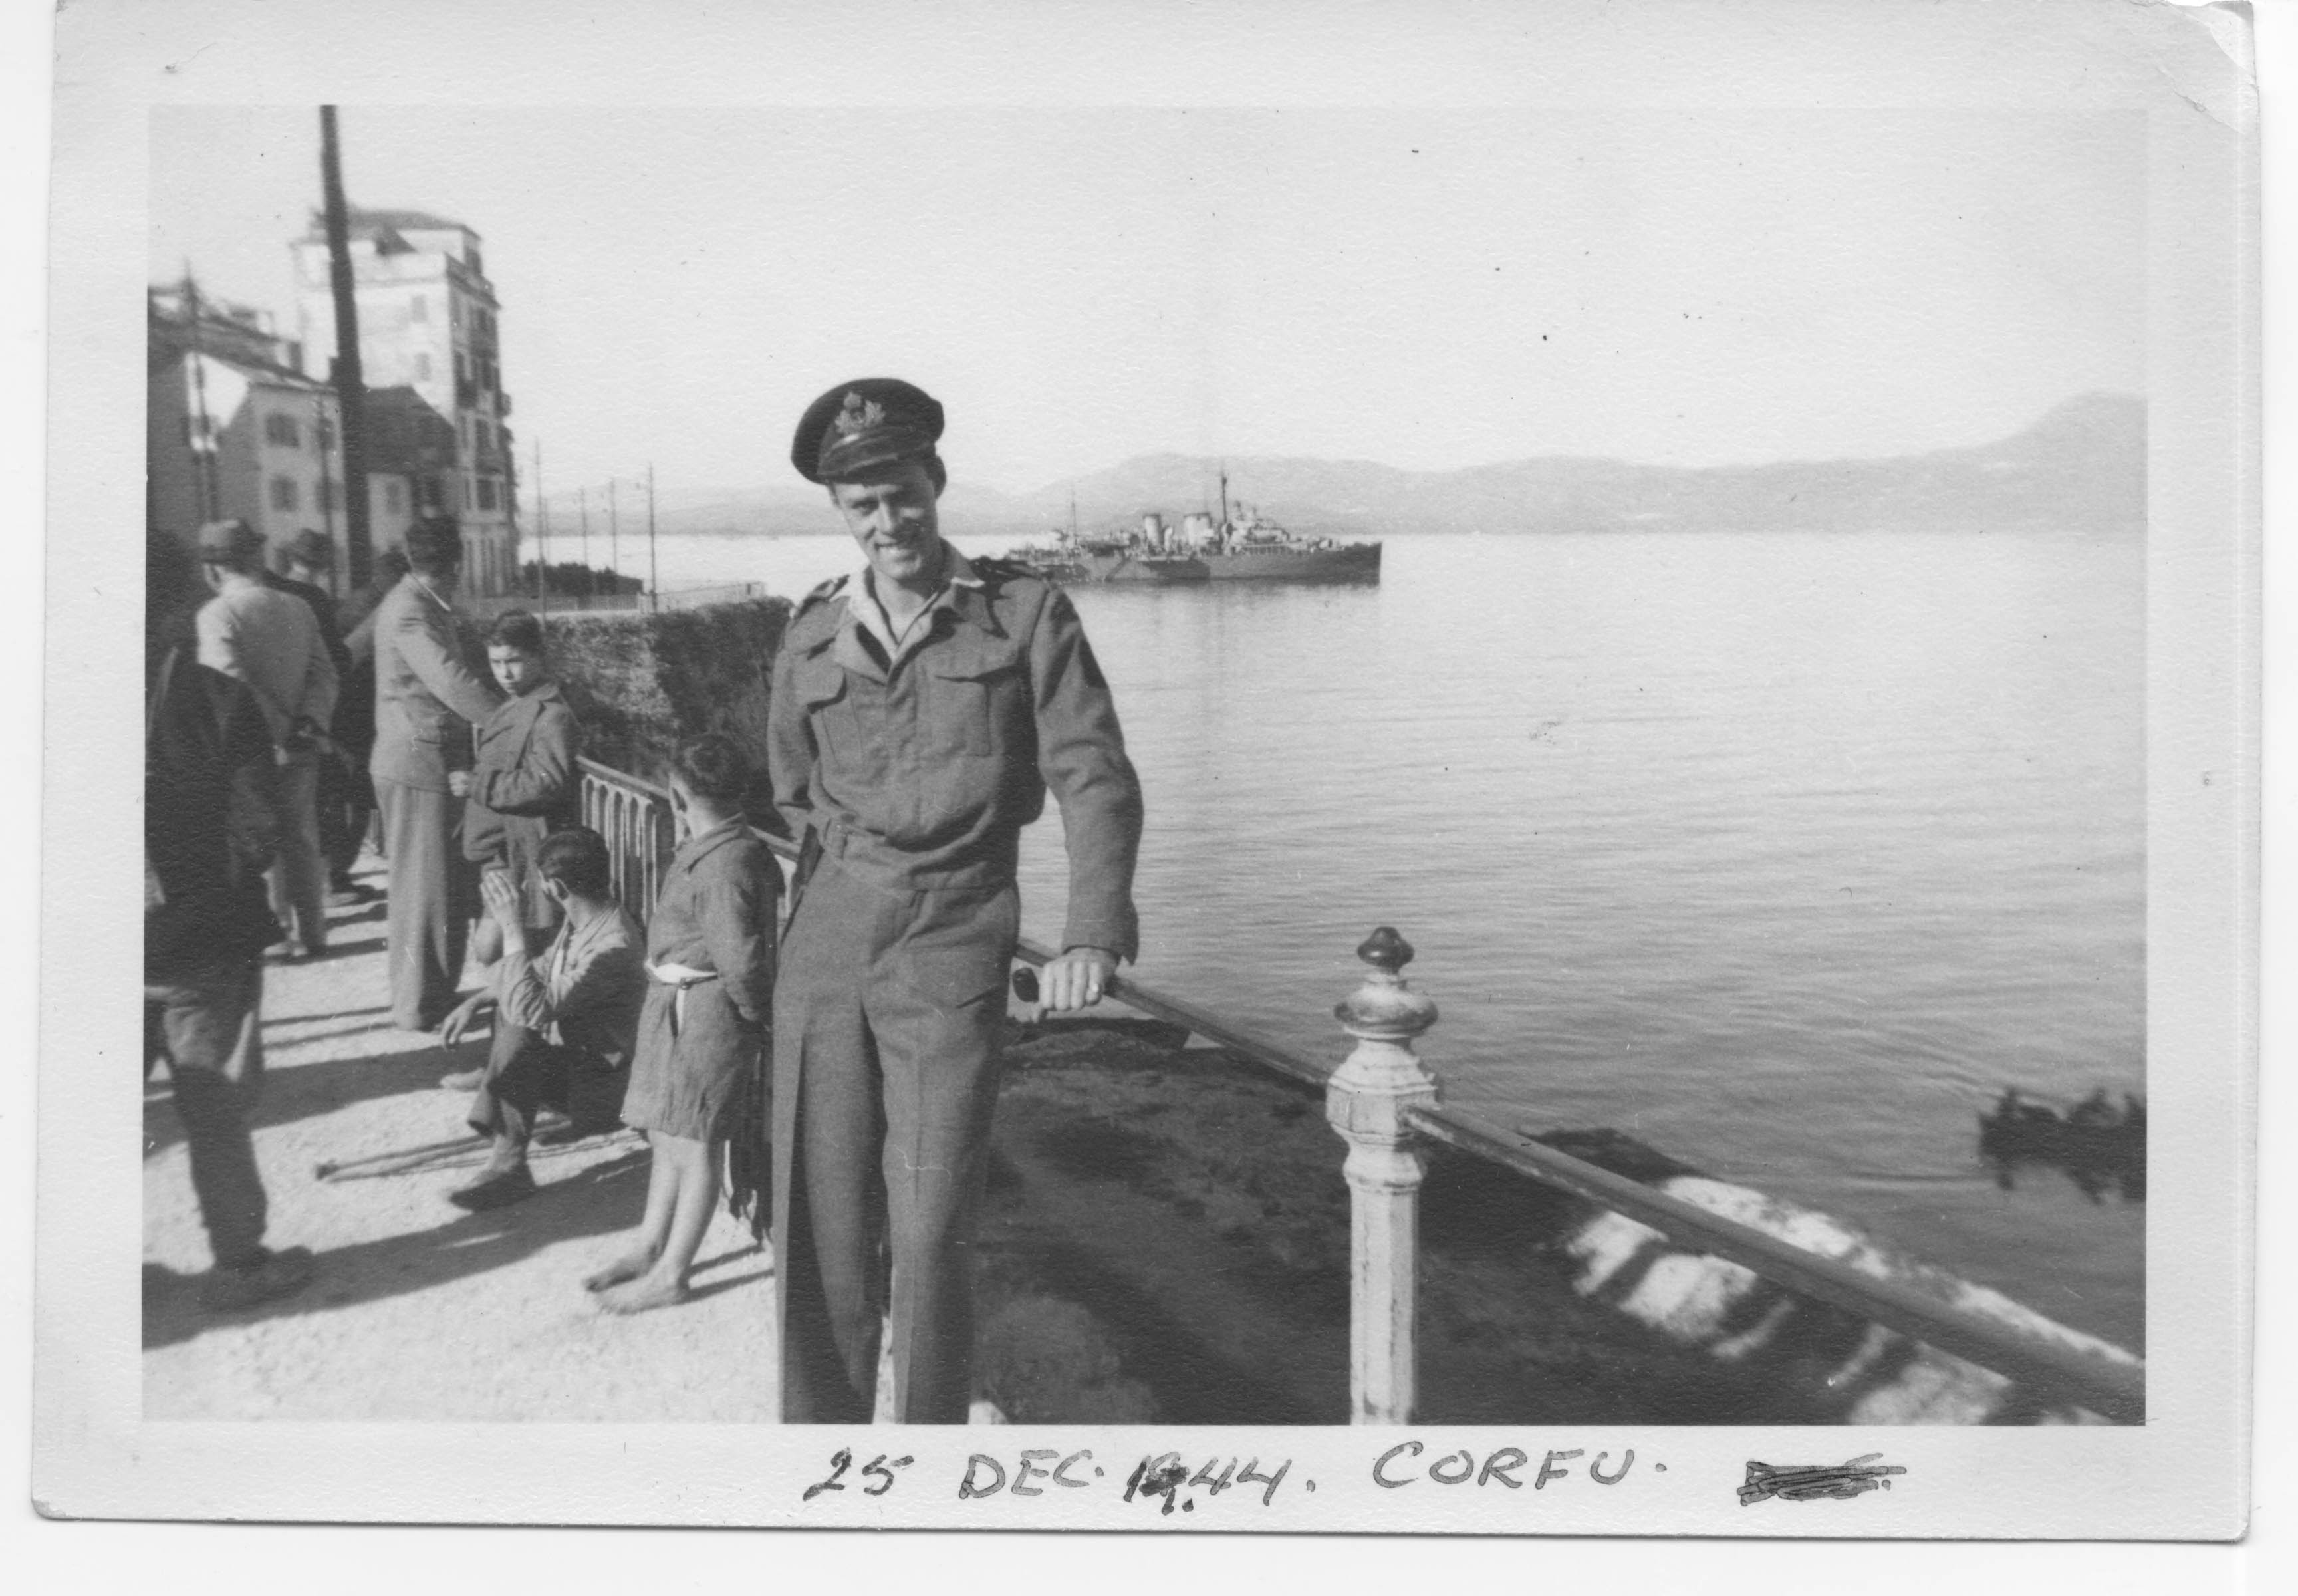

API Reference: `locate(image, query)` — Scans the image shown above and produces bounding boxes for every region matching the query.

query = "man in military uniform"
[767,378,1143,1423]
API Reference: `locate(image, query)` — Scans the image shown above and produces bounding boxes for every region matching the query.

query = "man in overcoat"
[194,519,338,960]
[369,516,502,1030]
[767,378,1144,1423]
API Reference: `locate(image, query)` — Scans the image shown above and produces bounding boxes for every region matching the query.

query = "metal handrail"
[1406,1103,2143,1423]
[572,756,2144,1423]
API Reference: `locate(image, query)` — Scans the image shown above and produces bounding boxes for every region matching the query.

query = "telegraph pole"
[646,463,660,613]
[532,436,547,612]
[578,486,592,598]
[182,267,219,524]
[319,106,374,587]
[607,477,620,596]
[315,392,338,561]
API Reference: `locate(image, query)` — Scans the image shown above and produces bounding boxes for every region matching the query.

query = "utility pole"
[319,106,374,587]
[532,436,547,612]
[315,392,338,563]
[182,266,219,525]
[607,477,620,597]
[578,485,592,599]
[646,463,659,613]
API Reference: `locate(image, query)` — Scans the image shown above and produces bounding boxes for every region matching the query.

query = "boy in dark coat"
[460,611,582,945]
[588,735,779,1314]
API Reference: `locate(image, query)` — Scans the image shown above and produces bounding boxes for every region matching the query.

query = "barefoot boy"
[589,735,779,1313]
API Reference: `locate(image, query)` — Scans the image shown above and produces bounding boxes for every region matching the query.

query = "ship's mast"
[1218,463,1229,530]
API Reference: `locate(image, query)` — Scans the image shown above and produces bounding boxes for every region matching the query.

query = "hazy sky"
[150,106,2144,499]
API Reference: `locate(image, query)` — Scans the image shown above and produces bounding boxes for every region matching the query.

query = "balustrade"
[569,753,2141,1424]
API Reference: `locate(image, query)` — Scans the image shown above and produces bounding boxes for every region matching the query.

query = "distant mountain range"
[532,392,2143,541]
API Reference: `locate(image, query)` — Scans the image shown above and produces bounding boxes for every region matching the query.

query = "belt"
[647,962,718,1039]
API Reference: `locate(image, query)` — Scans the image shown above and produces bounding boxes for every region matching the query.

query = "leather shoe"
[447,1162,536,1211]
[201,1246,317,1311]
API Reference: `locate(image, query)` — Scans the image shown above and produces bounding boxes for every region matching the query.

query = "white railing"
[571,755,2145,1426]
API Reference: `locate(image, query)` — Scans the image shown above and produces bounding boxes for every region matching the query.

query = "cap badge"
[834,392,886,438]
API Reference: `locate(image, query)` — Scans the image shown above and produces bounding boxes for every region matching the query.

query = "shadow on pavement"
[143,1148,651,1350]
[144,1035,495,1159]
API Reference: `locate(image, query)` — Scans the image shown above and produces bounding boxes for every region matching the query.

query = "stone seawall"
[471,597,794,807]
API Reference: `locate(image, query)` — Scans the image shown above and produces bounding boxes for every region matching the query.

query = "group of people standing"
[145,375,1145,1420]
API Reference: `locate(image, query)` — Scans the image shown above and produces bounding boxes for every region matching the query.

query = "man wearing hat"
[767,378,1144,1424]
[271,530,371,904]
[370,516,503,1031]
[193,518,339,962]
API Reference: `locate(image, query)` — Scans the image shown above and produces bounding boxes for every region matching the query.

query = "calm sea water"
[641,527,2146,1349]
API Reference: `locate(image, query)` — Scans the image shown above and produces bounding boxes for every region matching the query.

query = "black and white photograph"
[28,0,2263,1549]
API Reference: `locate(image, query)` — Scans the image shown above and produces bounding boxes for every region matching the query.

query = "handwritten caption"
[795,1439,1663,1516]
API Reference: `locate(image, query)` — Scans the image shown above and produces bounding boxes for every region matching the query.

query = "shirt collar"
[674,813,749,865]
[403,572,454,614]
[844,545,990,661]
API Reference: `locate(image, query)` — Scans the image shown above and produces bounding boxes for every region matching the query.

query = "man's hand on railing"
[1039,946,1117,1013]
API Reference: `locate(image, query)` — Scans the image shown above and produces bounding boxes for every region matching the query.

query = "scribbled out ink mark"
[1739,1453,1906,1505]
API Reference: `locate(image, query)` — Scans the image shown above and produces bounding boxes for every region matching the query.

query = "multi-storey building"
[149,282,447,595]
[291,208,519,595]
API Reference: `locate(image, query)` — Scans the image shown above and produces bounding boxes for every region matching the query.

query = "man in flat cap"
[767,378,1144,1423]
[194,518,339,962]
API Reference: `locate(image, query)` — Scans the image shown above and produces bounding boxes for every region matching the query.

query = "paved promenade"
[142,856,778,1422]
[142,856,1769,1427]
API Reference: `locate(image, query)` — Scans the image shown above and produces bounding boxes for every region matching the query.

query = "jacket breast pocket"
[795,658,850,755]
[925,652,1025,758]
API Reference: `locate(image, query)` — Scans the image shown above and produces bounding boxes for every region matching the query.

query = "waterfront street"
[143,854,1796,1427]
[142,855,778,1422]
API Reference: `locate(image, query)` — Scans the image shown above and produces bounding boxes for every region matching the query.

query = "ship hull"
[1082,552,1210,583]
[1202,541,1381,582]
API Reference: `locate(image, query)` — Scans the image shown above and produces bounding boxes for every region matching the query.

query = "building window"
[317,416,335,450]
[383,479,406,514]
[270,475,299,512]
[476,476,499,512]
[410,294,428,323]
[462,477,475,511]
[263,413,301,449]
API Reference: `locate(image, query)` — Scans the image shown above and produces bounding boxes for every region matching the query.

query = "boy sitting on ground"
[445,827,647,1212]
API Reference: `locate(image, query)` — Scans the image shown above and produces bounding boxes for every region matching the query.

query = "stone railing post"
[1326,926,1441,1424]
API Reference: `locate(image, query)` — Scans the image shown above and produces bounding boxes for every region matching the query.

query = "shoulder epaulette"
[970,555,1040,588]
[795,573,849,615]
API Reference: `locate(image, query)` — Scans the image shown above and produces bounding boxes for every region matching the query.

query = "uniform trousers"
[266,753,328,954]
[467,1023,627,1146]
[773,858,1018,1425]
[144,957,268,1269]
[375,777,477,1031]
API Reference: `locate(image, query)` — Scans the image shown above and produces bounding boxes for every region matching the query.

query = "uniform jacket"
[497,904,647,1068]
[368,573,501,793]
[766,551,1143,960]
[634,819,781,1074]
[461,680,582,866]
[196,578,340,749]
